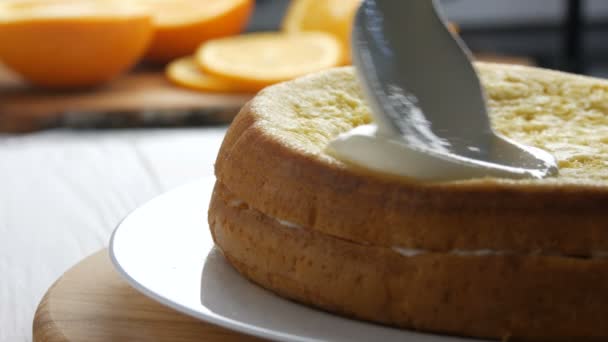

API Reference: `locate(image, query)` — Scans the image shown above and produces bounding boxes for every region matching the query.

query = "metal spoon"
[352,0,558,179]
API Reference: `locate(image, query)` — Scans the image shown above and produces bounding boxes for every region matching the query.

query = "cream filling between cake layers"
[226,198,608,259]
[392,247,608,259]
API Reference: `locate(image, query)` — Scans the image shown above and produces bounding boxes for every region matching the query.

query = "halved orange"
[166,57,249,93]
[0,0,153,88]
[282,0,361,65]
[196,32,342,91]
[136,0,254,64]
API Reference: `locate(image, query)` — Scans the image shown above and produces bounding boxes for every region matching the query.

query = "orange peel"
[0,0,153,88]
[195,32,342,91]
[137,0,253,64]
[166,57,249,93]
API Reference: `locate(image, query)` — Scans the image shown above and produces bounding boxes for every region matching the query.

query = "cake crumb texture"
[480,63,608,183]
[210,63,608,340]
[252,63,608,184]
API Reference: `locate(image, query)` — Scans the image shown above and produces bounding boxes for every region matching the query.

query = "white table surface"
[0,127,227,342]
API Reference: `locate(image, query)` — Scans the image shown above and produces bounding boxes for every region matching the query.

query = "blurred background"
[2,0,608,131]
[249,0,608,75]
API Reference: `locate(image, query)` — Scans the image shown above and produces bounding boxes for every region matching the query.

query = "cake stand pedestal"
[33,249,263,341]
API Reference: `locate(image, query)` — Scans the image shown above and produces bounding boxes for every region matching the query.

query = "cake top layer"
[250,63,608,185]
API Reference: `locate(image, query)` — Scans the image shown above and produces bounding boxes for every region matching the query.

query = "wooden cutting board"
[33,249,264,342]
[0,64,252,133]
[0,54,533,133]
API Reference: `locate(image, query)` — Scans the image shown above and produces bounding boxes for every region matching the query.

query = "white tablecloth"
[0,128,225,342]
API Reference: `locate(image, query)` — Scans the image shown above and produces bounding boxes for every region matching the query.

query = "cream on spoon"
[327,0,558,181]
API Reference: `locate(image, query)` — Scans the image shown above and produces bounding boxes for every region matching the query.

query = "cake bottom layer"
[208,181,608,341]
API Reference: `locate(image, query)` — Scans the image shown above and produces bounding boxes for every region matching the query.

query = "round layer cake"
[208,63,608,341]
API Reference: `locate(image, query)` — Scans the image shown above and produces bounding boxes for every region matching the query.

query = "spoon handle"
[353,0,492,154]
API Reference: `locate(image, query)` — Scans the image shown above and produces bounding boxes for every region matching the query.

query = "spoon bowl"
[352,0,558,179]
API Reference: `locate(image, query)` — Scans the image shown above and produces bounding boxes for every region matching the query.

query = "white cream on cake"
[228,198,608,259]
[327,123,555,181]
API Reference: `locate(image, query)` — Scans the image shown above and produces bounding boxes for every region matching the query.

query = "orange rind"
[137,0,253,64]
[0,0,153,88]
[166,57,249,93]
[195,32,342,91]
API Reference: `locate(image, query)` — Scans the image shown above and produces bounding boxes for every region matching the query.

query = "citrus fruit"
[136,0,253,64]
[282,0,361,64]
[166,57,248,93]
[0,0,153,88]
[195,32,342,91]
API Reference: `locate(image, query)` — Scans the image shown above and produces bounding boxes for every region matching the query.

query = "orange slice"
[136,0,254,64]
[166,57,249,93]
[0,0,153,88]
[196,32,342,91]
[282,0,361,64]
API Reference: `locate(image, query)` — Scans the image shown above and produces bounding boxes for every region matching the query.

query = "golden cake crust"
[215,65,608,255]
[210,182,608,341]
[211,64,608,340]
